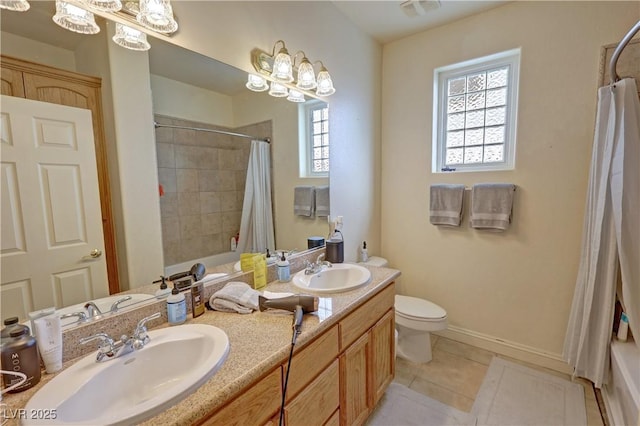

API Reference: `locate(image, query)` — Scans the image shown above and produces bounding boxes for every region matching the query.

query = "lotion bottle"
[277,252,291,282]
[154,276,171,299]
[167,286,187,325]
[360,241,369,263]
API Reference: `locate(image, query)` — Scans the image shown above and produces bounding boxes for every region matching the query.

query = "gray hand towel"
[430,184,465,226]
[470,183,516,230]
[209,281,259,314]
[315,185,330,217]
[294,186,315,217]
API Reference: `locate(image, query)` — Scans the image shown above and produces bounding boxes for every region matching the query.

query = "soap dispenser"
[166,285,187,325]
[277,251,291,282]
[154,276,171,299]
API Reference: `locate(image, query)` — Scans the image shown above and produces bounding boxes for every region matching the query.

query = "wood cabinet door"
[339,332,371,426]
[1,67,25,97]
[370,310,395,406]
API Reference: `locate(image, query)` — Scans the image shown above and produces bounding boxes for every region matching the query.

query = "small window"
[432,48,520,173]
[299,100,329,178]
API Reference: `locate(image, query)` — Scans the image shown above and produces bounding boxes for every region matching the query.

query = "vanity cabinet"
[199,282,395,426]
[0,55,118,294]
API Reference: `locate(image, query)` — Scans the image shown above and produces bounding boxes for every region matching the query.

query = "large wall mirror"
[0,2,329,326]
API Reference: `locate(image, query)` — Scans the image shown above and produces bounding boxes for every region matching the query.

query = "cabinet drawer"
[284,359,339,426]
[339,283,395,350]
[285,325,339,401]
[202,367,282,426]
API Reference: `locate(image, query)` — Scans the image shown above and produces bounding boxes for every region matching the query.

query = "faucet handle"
[133,312,161,345]
[80,332,115,359]
[110,295,133,313]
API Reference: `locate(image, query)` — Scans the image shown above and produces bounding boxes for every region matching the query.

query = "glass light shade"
[296,59,317,90]
[268,81,289,98]
[316,69,336,96]
[53,1,100,34]
[287,89,305,103]
[84,0,121,12]
[137,0,178,34]
[112,23,150,51]
[246,74,269,92]
[0,0,30,11]
[271,48,294,83]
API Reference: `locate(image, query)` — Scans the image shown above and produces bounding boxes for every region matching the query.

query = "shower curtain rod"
[153,122,271,143]
[609,19,640,85]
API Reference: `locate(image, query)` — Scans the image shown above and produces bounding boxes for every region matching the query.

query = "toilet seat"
[395,295,446,322]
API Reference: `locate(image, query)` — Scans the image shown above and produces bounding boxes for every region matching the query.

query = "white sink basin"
[24,324,229,425]
[292,263,372,293]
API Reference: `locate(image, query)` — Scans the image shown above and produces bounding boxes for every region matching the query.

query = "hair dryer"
[168,263,206,283]
[258,295,319,344]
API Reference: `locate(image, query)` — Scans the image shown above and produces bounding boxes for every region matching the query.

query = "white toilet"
[362,256,448,363]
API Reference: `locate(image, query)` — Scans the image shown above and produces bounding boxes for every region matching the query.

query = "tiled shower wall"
[155,114,272,266]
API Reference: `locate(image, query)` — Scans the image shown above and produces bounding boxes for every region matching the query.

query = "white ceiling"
[1,1,508,93]
[332,0,508,44]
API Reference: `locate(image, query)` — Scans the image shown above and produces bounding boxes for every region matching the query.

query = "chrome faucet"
[84,301,103,318]
[109,295,132,313]
[80,312,162,362]
[304,253,333,275]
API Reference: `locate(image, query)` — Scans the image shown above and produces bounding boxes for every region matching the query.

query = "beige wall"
[150,74,234,127]
[0,31,76,69]
[163,1,382,262]
[381,1,639,367]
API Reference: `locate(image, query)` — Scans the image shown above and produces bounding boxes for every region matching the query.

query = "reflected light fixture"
[0,0,30,11]
[52,0,100,34]
[268,81,289,98]
[287,89,306,103]
[137,0,178,34]
[112,23,151,51]
[84,0,122,12]
[246,74,269,92]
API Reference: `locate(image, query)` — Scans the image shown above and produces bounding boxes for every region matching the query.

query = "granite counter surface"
[1,265,400,426]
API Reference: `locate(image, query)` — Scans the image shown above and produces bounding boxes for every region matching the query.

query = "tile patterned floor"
[393,336,605,426]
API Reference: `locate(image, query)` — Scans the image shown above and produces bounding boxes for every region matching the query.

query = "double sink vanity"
[3,249,400,426]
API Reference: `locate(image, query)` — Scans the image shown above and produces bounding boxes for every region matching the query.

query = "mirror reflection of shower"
[154,116,273,269]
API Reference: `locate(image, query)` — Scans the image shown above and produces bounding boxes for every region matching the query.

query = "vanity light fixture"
[248,40,336,103]
[0,0,30,11]
[4,0,178,52]
[84,0,122,12]
[112,23,151,51]
[137,0,178,34]
[53,0,100,34]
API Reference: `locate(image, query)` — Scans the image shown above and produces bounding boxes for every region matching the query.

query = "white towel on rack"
[470,183,516,230]
[429,184,465,226]
[294,186,315,217]
[315,185,330,217]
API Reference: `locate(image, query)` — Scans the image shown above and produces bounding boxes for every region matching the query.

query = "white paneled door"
[1,95,109,321]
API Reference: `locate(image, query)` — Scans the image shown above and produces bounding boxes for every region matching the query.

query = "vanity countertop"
[1,265,400,426]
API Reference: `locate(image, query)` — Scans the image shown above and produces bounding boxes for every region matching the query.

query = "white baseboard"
[434,325,573,374]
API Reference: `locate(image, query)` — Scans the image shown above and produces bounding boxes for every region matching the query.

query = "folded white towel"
[294,186,315,217]
[209,281,259,314]
[315,185,330,217]
[470,183,516,230]
[430,184,465,226]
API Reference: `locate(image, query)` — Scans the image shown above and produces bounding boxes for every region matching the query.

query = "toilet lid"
[395,295,446,320]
